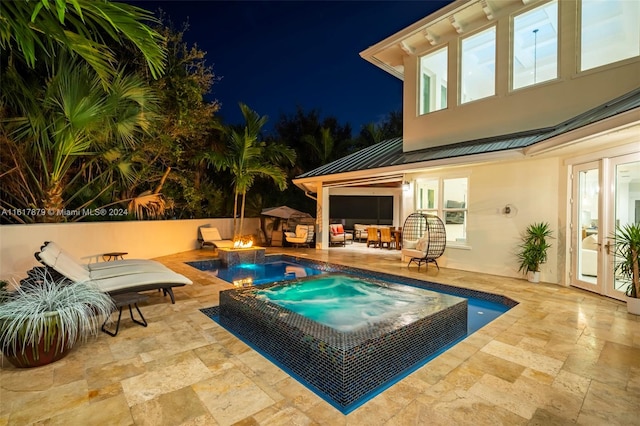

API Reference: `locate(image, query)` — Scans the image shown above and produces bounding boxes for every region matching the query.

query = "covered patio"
[1,246,637,425]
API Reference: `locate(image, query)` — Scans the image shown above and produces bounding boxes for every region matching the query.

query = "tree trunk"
[43,180,64,223]
[232,189,239,240]
[239,191,246,239]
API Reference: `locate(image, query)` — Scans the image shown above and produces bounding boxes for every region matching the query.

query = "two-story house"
[293,0,639,300]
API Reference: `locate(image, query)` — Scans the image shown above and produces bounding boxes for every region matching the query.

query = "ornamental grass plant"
[0,269,114,367]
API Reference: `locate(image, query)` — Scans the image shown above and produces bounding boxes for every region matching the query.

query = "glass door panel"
[573,162,601,292]
[607,155,640,298]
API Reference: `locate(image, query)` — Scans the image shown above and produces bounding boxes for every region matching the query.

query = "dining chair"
[366,227,380,248]
[379,227,392,249]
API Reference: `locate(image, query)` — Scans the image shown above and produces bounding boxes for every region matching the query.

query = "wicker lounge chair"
[284,224,315,247]
[401,213,447,271]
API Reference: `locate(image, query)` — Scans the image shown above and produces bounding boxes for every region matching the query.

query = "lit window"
[461,27,496,103]
[512,1,558,90]
[416,177,468,243]
[581,0,640,71]
[419,47,448,115]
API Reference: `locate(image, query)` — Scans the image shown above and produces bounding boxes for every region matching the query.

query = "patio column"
[315,185,330,249]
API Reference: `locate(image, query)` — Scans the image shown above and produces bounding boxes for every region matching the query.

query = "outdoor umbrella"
[260,206,312,219]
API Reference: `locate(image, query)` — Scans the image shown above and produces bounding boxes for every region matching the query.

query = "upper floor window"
[419,47,448,115]
[581,0,640,71]
[461,27,496,103]
[416,176,468,243]
[512,1,558,90]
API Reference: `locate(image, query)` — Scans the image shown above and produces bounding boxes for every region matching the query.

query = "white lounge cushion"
[416,236,429,252]
[200,227,234,247]
[295,225,307,239]
[402,248,425,259]
[200,227,223,241]
[403,239,418,249]
[88,263,173,280]
[37,242,192,292]
[42,241,165,272]
[90,271,192,293]
[53,254,91,282]
[86,259,165,271]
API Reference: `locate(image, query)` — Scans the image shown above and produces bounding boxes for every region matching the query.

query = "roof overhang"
[360,0,526,80]
[293,105,640,195]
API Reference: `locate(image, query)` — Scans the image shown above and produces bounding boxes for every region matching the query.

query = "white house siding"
[405,156,563,283]
[401,1,640,151]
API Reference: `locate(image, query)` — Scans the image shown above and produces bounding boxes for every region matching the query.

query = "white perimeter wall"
[407,156,564,284]
[0,218,260,281]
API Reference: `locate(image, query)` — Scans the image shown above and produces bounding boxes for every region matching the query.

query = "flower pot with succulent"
[613,223,640,315]
[0,269,114,368]
[517,222,553,283]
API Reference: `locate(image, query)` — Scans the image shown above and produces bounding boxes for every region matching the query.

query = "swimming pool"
[186,258,326,286]
[199,255,517,413]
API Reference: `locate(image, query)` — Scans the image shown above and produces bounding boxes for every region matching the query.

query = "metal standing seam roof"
[296,88,640,179]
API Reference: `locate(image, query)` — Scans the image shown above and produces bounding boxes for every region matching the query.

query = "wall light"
[402,181,410,192]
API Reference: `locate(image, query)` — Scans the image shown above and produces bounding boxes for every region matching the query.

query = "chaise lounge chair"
[198,226,235,249]
[35,242,192,304]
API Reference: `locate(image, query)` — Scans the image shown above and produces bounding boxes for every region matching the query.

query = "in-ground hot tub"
[219,273,467,410]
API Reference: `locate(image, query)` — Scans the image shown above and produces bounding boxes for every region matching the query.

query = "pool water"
[188,256,509,333]
[186,259,326,285]
[256,274,458,332]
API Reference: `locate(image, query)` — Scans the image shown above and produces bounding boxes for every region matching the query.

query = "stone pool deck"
[1,245,638,425]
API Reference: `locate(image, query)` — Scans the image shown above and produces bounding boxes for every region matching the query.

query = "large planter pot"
[527,271,540,283]
[626,296,640,315]
[1,312,76,368]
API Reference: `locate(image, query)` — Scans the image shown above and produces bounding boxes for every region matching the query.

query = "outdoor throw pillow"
[416,236,429,252]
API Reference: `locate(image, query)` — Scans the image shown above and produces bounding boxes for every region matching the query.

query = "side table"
[101,292,148,337]
[102,252,128,261]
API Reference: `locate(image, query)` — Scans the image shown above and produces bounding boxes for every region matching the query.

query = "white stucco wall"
[0,218,259,281]
[407,156,564,283]
[402,1,640,151]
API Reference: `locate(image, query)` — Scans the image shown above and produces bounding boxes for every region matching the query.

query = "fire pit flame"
[233,237,254,249]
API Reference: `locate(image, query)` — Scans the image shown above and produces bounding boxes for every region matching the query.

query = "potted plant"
[613,223,640,315]
[0,269,114,368]
[517,222,553,283]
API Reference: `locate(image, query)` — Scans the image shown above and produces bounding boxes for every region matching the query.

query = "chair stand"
[102,293,149,336]
[407,257,440,272]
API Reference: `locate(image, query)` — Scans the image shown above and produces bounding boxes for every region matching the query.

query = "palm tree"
[302,127,335,165]
[207,103,295,239]
[0,0,166,82]
[2,57,159,222]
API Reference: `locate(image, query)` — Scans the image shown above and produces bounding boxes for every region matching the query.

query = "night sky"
[127,1,454,133]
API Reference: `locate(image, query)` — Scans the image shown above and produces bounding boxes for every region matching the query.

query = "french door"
[571,153,640,300]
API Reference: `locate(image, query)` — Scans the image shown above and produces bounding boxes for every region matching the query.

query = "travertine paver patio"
[1,245,638,425]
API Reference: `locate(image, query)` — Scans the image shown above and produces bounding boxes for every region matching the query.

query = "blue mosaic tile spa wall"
[219,279,467,411]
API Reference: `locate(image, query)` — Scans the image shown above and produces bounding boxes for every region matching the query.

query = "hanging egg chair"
[401,213,447,270]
